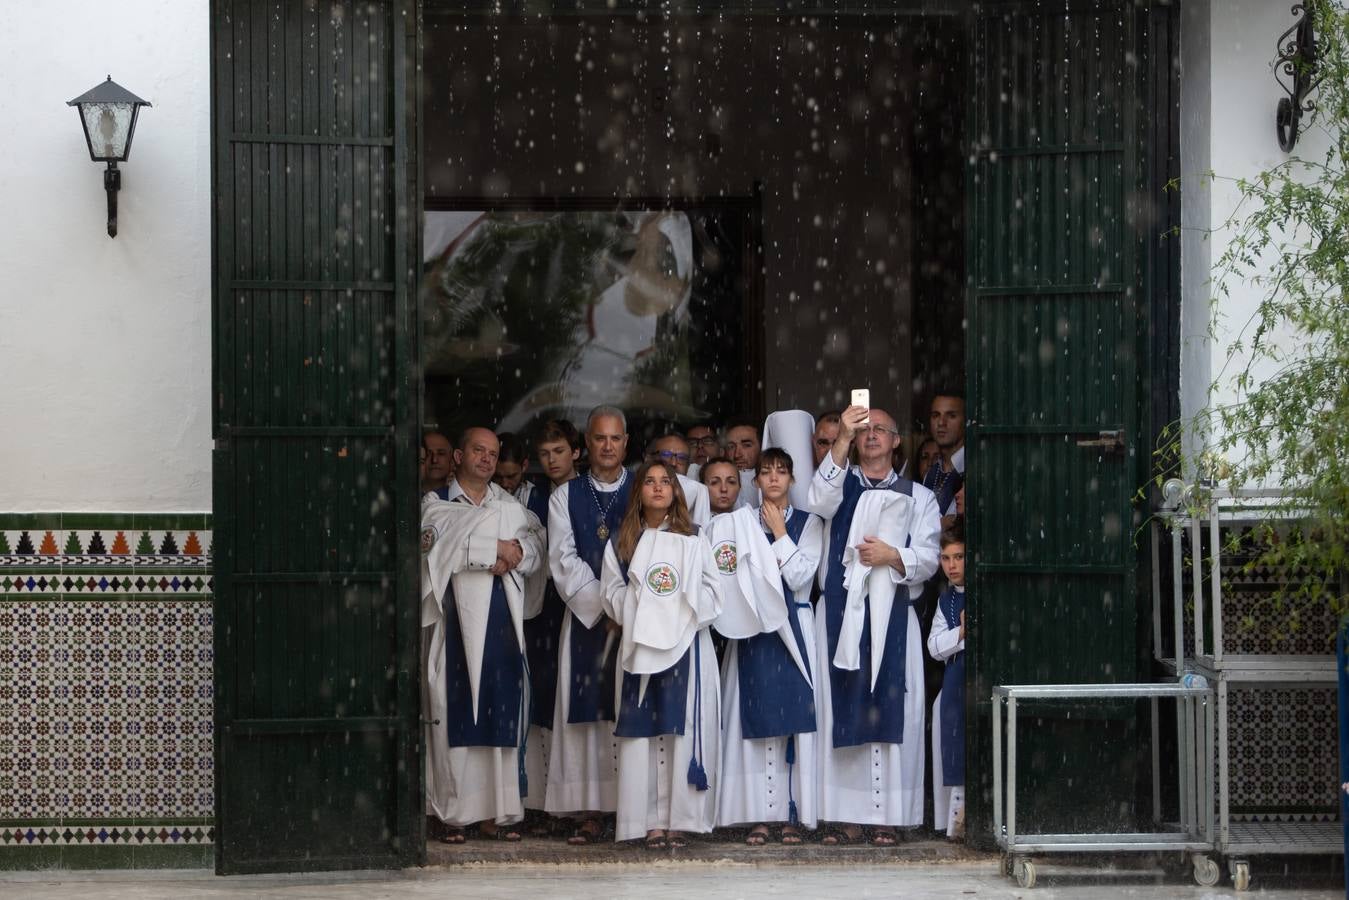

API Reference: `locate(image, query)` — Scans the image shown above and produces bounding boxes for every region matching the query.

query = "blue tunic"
[442,576,525,748]
[822,473,914,748]
[922,463,963,515]
[938,586,966,786]
[565,475,630,724]
[734,508,818,739]
[520,483,565,729]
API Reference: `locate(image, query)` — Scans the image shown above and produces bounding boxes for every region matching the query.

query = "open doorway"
[417,8,969,851]
[421,10,968,462]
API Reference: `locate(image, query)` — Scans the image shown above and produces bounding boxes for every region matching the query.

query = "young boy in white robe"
[714,448,824,845]
[600,460,722,847]
[928,527,966,839]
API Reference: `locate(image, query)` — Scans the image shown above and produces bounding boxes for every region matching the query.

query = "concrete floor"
[2,860,1342,899]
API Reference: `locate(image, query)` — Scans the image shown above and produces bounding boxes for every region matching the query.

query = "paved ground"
[3,858,1341,899]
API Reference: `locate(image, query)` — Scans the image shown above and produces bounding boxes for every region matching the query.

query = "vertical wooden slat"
[212,0,417,873]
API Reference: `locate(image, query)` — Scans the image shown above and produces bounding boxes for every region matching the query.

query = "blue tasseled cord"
[687,634,710,791]
[785,734,800,826]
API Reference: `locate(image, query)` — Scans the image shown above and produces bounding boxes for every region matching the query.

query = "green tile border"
[0,819,214,828]
[0,844,213,871]
[0,514,212,530]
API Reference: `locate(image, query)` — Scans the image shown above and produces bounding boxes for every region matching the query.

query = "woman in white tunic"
[715,448,824,845]
[600,460,722,847]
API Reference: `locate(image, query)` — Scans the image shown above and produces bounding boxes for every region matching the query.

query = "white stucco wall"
[1179,0,1331,476]
[0,1,212,512]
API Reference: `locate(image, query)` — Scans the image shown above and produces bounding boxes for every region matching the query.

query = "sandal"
[871,828,899,847]
[821,824,863,845]
[745,824,770,846]
[438,827,466,845]
[567,818,604,846]
[478,821,522,842]
[667,831,689,848]
[644,830,667,849]
[780,826,805,846]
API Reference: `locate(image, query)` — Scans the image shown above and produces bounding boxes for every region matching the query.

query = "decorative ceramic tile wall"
[0,514,214,854]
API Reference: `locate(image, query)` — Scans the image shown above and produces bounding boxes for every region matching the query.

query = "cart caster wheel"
[1230,860,1251,891]
[1014,857,1037,889]
[1191,854,1220,887]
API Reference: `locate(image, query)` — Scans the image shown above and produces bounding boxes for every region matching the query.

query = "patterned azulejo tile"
[0,514,213,851]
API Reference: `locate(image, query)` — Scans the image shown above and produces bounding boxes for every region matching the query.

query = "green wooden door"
[211,0,422,874]
[965,0,1148,842]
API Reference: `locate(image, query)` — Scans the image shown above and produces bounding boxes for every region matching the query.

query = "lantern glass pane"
[80,102,134,160]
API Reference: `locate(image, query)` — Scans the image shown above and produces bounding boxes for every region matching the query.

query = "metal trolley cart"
[992,682,1217,889]
[1152,483,1341,890]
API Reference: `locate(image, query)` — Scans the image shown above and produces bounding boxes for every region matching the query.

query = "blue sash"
[443,577,525,749]
[822,472,914,748]
[564,477,629,723]
[735,509,818,739]
[521,483,564,729]
[922,462,963,514]
[939,586,966,785]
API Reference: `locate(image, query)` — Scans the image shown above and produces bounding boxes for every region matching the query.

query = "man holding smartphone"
[808,401,942,846]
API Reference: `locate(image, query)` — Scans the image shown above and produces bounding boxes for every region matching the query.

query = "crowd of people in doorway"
[417,395,968,848]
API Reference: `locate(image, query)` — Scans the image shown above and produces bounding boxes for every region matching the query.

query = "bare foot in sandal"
[821,823,863,845]
[644,829,667,849]
[781,825,804,845]
[871,827,899,846]
[745,824,770,846]
[567,818,604,845]
[479,820,522,842]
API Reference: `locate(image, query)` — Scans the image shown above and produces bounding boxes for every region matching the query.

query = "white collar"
[446,479,489,507]
[588,468,627,492]
[951,444,966,474]
[852,467,898,489]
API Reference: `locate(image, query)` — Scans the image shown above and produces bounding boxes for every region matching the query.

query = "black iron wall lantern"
[68,76,151,238]
[1275,4,1321,153]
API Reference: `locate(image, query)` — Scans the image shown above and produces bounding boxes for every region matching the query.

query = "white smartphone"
[851,388,870,424]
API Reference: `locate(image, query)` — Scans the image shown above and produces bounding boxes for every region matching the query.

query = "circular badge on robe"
[644,562,679,596]
[713,540,737,575]
[420,526,437,554]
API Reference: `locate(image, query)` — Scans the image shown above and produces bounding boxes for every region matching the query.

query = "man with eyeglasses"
[646,433,710,526]
[686,423,719,478]
[808,403,941,847]
[812,411,842,467]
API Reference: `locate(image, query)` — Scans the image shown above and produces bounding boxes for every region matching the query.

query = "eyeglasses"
[652,450,691,463]
[688,437,719,448]
[858,424,899,436]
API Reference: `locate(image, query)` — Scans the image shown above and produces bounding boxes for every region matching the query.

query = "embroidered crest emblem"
[420,526,437,554]
[644,562,679,596]
[713,540,737,575]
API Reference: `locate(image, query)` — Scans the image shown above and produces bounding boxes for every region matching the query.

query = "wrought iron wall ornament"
[1275,3,1321,152]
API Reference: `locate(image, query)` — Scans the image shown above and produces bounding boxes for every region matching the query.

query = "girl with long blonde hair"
[600,460,723,848]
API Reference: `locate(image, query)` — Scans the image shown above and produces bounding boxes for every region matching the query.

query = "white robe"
[543,477,623,816]
[677,473,711,527]
[928,586,966,837]
[601,529,722,841]
[716,509,824,829]
[808,459,941,828]
[421,481,543,827]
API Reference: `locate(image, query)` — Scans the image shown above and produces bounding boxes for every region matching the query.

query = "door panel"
[211,0,421,874]
[966,0,1147,843]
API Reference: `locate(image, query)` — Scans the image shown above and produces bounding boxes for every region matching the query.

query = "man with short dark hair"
[923,394,965,525]
[812,412,842,468]
[423,431,455,493]
[686,423,719,478]
[422,427,543,842]
[724,418,762,508]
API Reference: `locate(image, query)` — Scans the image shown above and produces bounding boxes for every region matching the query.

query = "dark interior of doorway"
[421,11,968,455]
